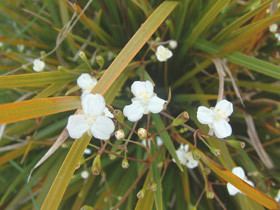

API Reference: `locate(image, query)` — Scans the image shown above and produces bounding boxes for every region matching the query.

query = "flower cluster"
[227,166,254,196]
[174,144,199,169]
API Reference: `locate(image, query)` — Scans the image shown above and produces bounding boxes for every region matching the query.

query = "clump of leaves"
[0,1,279,210]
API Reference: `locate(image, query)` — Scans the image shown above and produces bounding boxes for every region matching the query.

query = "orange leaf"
[0,96,80,124]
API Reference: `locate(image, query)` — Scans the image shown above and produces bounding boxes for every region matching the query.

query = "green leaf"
[152,115,183,171]
[195,39,280,79]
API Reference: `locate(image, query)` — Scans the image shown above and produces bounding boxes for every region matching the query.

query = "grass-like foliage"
[0,0,279,210]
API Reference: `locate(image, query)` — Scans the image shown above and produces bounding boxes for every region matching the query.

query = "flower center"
[214,108,227,121]
[139,91,150,102]
[85,115,96,125]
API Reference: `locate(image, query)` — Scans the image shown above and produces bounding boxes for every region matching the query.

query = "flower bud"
[91,154,101,175]
[149,183,157,192]
[137,189,145,199]
[81,170,90,179]
[96,55,104,68]
[79,51,87,60]
[137,128,147,139]
[121,158,129,169]
[115,129,125,140]
[169,40,178,49]
[227,140,246,149]
[172,111,189,127]
[206,191,215,199]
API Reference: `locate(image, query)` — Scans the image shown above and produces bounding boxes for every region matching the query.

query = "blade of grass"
[194,39,280,79]
[0,96,80,124]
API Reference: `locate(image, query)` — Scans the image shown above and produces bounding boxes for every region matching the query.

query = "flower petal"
[90,116,115,140]
[66,114,89,139]
[227,183,240,196]
[213,119,232,138]
[147,95,165,113]
[175,149,187,165]
[197,106,214,124]
[131,81,154,98]
[155,45,173,62]
[104,107,114,118]
[123,101,144,122]
[215,99,233,117]
[232,166,246,179]
[77,73,97,91]
[82,94,105,116]
[185,152,199,169]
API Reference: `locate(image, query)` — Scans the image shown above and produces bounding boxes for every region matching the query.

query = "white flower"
[275,190,280,202]
[174,145,199,169]
[169,40,178,49]
[33,59,45,72]
[0,42,3,48]
[275,33,280,42]
[123,81,166,122]
[155,45,173,62]
[81,170,90,179]
[77,73,97,93]
[227,166,254,196]
[84,148,92,155]
[66,94,115,140]
[197,99,233,139]
[269,24,278,33]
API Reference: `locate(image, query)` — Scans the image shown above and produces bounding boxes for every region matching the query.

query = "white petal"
[213,119,232,138]
[175,149,187,165]
[104,107,114,118]
[156,136,163,146]
[179,144,189,152]
[197,106,214,124]
[245,179,254,187]
[77,73,97,91]
[82,94,105,116]
[227,183,240,196]
[33,59,45,72]
[131,80,154,98]
[232,167,246,179]
[90,116,115,140]
[123,101,144,122]
[155,45,173,62]
[215,99,233,118]
[147,95,165,113]
[185,152,199,169]
[66,114,89,139]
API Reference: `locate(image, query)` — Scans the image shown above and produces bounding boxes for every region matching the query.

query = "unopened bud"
[137,189,145,199]
[81,170,90,179]
[149,183,157,192]
[115,129,125,140]
[206,191,215,199]
[169,40,178,49]
[91,154,101,175]
[96,55,104,68]
[79,51,87,60]
[114,110,124,123]
[227,140,246,149]
[121,158,129,169]
[137,128,147,139]
[172,111,189,127]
